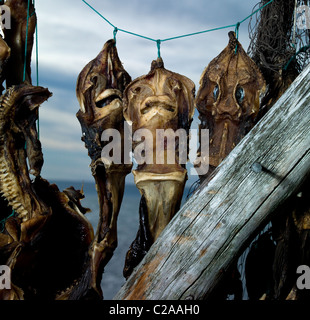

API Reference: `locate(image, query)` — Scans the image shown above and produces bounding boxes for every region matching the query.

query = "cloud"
[29,0,259,181]
[34,0,258,79]
[41,136,83,152]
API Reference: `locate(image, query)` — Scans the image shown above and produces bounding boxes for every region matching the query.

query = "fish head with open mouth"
[11,84,52,177]
[76,39,132,170]
[75,40,132,298]
[0,84,52,225]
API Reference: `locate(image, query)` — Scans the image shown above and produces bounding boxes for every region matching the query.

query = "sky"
[28,0,260,184]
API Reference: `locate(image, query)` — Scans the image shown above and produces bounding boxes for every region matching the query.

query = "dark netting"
[217,0,310,301]
[248,0,310,75]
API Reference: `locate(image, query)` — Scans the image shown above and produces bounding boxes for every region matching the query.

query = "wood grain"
[114,63,310,300]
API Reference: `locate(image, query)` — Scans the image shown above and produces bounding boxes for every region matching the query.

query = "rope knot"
[235,22,241,39]
[234,22,241,54]
[113,27,118,42]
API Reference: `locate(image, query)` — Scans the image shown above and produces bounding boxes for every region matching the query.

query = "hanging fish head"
[124,58,195,133]
[1,84,52,177]
[0,84,52,233]
[196,32,265,168]
[76,39,132,169]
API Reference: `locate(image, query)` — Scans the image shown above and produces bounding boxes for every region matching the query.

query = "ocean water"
[53,179,191,300]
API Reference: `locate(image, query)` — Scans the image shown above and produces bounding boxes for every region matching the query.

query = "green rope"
[82,0,275,57]
[235,22,241,54]
[33,0,39,87]
[238,0,274,25]
[33,0,40,139]
[117,28,157,42]
[157,40,161,58]
[283,45,310,71]
[24,0,40,136]
[10,0,31,225]
[82,0,116,29]
[113,27,118,43]
[23,1,40,139]
[3,0,40,230]
[160,24,236,42]
[23,0,31,82]
[0,211,15,233]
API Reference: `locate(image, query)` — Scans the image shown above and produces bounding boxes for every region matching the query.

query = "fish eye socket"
[213,84,219,101]
[132,86,141,94]
[167,78,181,92]
[235,86,245,104]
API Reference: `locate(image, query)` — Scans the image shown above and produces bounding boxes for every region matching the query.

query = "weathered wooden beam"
[114,63,310,300]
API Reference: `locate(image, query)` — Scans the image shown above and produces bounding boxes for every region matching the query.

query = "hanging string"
[235,22,241,54]
[157,40,161,58]
[33,0,39,87]
[0,211,15,233]
[2,0,40,229]
[9,0,32,224]
[82,0,275,57]
[23,1,40,138]
[23,0,31,82]
[32,0,40,139]
[283,44,310,70]
[113,27,118,43]
[82,0,115,28]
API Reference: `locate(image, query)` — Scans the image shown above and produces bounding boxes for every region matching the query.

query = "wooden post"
[114,63,310,300]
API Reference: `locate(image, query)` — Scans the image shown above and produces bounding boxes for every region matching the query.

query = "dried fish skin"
[0,84,52,226]
[76,39,132,297]
[0,36,10,94]
[3,0,36,86]
[196,32,265,179]
[123,58,195,278]
[0,84,95,300]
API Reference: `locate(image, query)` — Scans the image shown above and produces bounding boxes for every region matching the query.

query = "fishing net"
[223,0,310,300]
[248,0,310,79]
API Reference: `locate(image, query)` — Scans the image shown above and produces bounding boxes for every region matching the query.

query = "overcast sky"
[30,0,260,184]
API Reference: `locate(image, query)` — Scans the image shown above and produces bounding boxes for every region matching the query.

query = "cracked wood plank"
[114,63,310,300]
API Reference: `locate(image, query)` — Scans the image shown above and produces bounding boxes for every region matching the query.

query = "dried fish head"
[0,84,52,225]
[124,58,195,172]
[11,85,52,176]
[76,39,132,168]
[0,84,95,299]
[124,57,195,133]
[123,59,195,278]
[196,32,265,171]
[76,40,132,297]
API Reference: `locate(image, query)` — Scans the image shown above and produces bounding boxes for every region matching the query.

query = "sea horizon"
[50,178,193,299]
